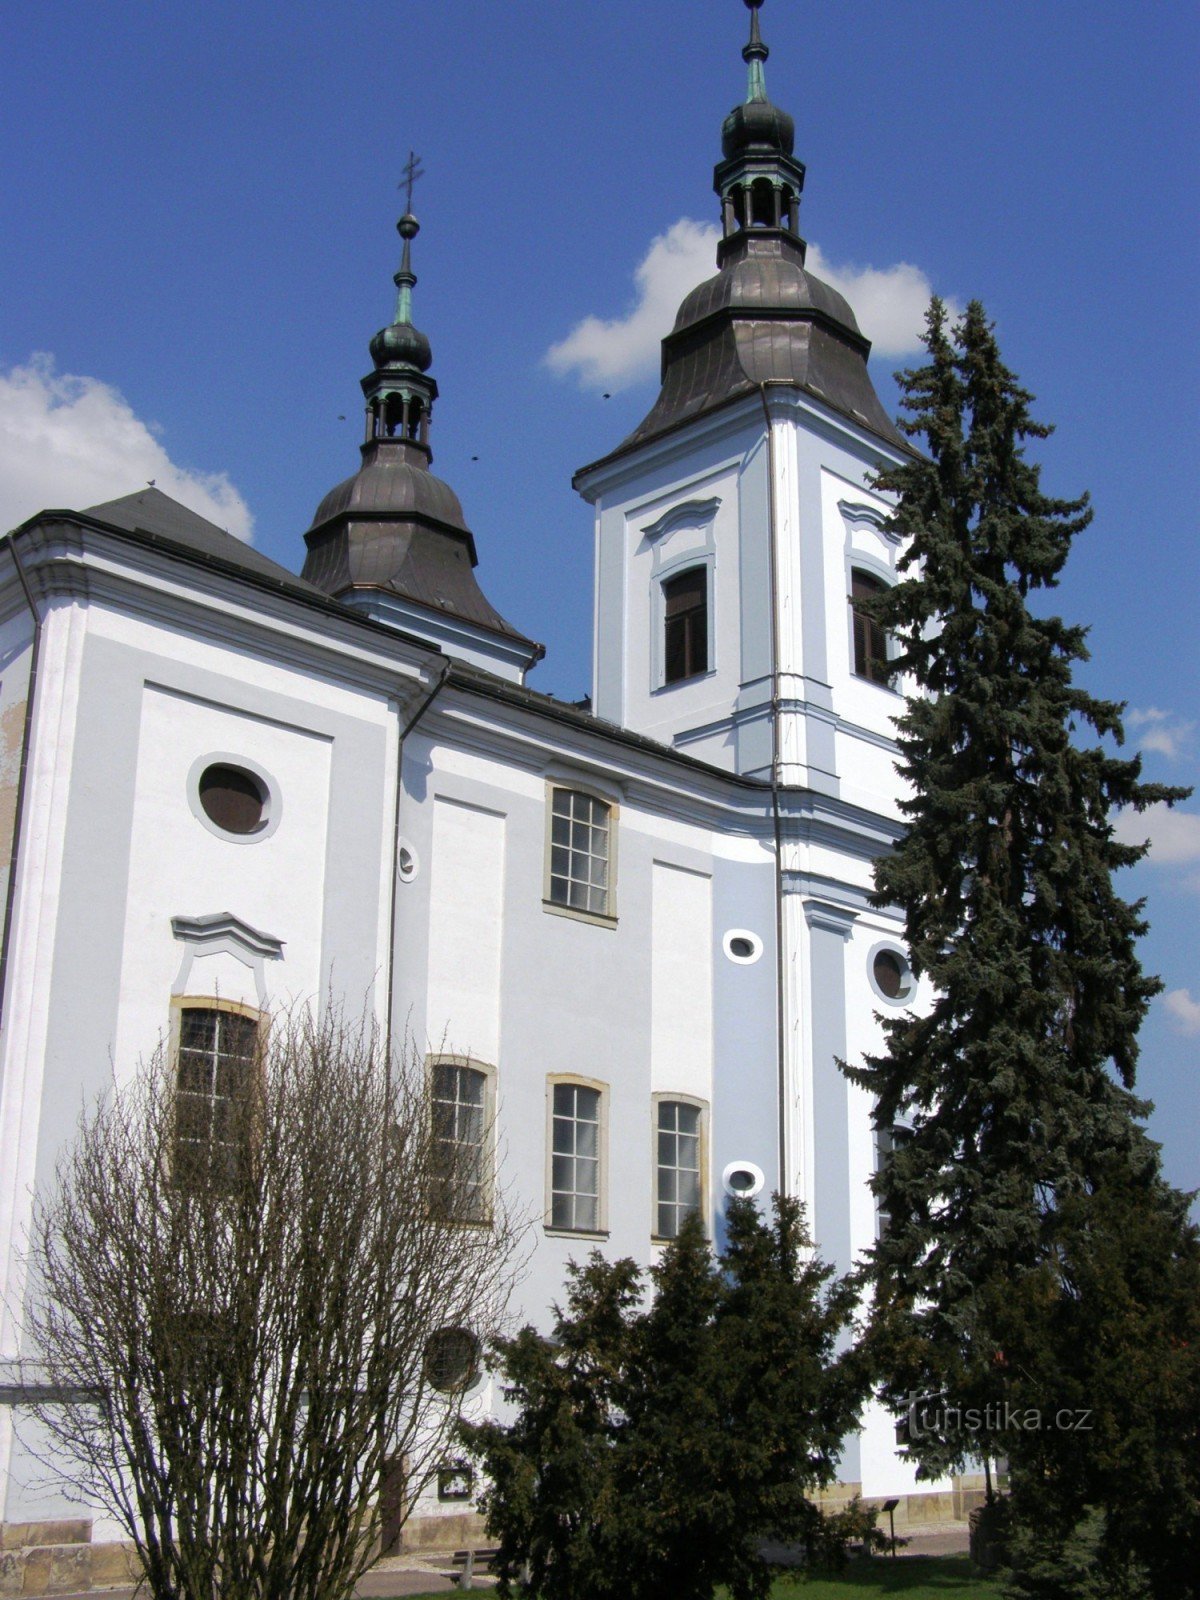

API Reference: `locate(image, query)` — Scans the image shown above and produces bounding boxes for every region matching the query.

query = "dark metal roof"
[576,230,909,482]
[307,438,473,555]
[301,439,541,656]
[447,659,774,791]
[83,488,330,597]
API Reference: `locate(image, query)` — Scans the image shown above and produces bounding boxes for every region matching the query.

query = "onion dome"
[301,193,543,678]
[573,0,908,482]
[721,0,795,160]
[368,214,433,372]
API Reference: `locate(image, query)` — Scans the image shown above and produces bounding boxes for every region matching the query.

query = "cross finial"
[400,150,425,215]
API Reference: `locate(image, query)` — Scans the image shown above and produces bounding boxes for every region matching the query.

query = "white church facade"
[0,0,978,1568]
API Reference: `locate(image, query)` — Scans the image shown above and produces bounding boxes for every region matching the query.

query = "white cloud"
[1162,989,1200,1037]
[0,355,253,542]
[545,219,720,392]
[803,243,958,361]
[545,219,951,392]
[1126,707,1195,760]
[1111,802,1200,866]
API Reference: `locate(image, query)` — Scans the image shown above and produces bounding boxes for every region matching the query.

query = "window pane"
[174,1008,257,1187]
[851,569,890,684]
[550,1084,602,1232]
[655,1099,703,1238]
[548,790,612,916]
[663,568,708,683]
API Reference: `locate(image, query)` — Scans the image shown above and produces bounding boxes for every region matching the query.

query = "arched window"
[173,1002,262,1187]
[851,569,891,685]
[663,567,708,685]
[429,1058,492,1223]
[653,1097,705,1240]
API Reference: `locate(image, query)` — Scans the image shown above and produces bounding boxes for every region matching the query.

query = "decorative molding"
[641,497,721,542]
[839,497,901,548]
[171,912,285,1009]
[802,898,860,939]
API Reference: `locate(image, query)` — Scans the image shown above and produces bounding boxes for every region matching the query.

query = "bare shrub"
[22,1005,523,1600]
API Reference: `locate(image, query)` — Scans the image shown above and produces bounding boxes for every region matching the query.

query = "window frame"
[848,566,895,688]
[650,1092,708,1243]
[544,1074,609,1238]
[542,781,619,928]
[426,1053,497,1226]
[661,564,710,686]
[169,996,265,1188]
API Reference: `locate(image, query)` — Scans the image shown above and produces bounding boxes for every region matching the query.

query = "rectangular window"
[851,569,891,685]
[174,1006,259,1185]
[874,1121,912,1235]
[547,788,612,919]
[663,567,708,684]
[550,1081,602,1232]
[430,1059,489,1222]
[655,1099,702,1239]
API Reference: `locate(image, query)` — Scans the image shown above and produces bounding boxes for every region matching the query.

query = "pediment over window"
[838,498,899,546]
[171,913,284,1009]
[641,497,721,543]
[171,912,285,961]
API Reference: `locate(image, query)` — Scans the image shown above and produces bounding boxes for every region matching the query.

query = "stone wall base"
[1,1479,984,1590]
[0,1523,137,1597]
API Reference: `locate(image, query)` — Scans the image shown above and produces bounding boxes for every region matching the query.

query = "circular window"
[188,754,280,843]
[721,1160,765,1199]
[424,1328,480,1394]
[397,842,418,882]
[723,929,764,965]
[198,764,267,835]
[870,946,915,1004]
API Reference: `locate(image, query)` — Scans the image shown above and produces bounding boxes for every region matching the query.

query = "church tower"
[575,0,911,822]
[302,200,543,682]
[575,2,921,1389]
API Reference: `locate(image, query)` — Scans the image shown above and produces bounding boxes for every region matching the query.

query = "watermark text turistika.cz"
[903,1394,1094,1440]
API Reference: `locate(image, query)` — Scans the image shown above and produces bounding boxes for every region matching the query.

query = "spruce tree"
[846,299,1195,1585]
[463,1199,869,1600]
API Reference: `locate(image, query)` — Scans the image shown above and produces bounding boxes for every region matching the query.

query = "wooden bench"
[450,1546,500,1586]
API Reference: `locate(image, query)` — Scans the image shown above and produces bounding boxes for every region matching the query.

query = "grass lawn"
[392,1554,1002,1600]
[721,1555,1002,1599]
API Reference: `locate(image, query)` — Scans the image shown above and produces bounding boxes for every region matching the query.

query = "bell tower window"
[663,567,709,684]
[851,568,891,685]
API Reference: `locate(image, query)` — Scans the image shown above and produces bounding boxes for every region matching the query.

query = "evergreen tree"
[463,1198,870,1600]
[846,299,1196,1588]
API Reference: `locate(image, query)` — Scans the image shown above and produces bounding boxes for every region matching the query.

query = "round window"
[871,947,914,1003]
[424,1328,480,1394]
[721,1160,765,1199]
[722,928,764,965]
[198,764,267,835]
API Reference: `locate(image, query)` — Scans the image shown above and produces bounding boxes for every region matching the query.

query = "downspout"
[758,384,789,1197]
[0,535,43,1030]
[385,658,451,1046]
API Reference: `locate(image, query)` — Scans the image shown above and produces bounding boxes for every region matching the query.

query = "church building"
[0,0,976,1569]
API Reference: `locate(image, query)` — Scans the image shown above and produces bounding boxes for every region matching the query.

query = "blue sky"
[3,0,1197,1197]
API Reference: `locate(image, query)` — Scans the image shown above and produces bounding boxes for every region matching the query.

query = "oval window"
[722,929,764,965]
[872,948,914,1002]
[424,1327,480,1394]
[198,764,267,836]
[721,1160,765,1199]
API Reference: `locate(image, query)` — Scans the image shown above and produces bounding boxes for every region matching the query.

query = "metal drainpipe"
[758,383,789,1199]
[0,535,44,1030]
[385,658,451,1047]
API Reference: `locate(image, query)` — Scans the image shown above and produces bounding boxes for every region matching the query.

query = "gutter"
[758,384,790,1204]
[385,660,452,1045]
[0,534,43,1030]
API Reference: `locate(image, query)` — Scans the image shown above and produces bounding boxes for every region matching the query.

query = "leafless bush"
[23,1006,524,1600]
